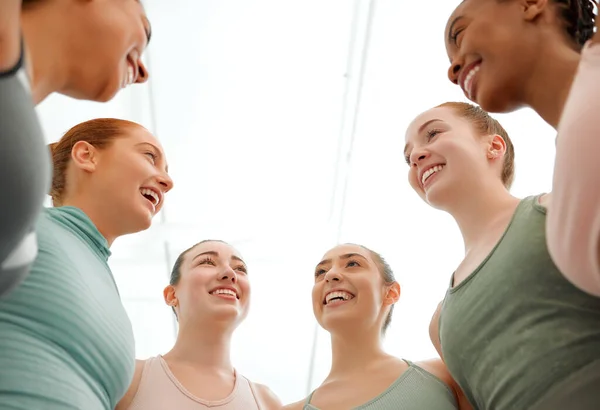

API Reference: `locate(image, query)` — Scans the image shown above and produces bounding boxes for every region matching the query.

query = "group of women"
[1,0,599,409]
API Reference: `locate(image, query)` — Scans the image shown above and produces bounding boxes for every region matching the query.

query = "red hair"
[437,102,516,189]
[49,118,140,205]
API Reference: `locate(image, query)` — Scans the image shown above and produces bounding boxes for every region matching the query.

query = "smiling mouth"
[323,290,355,305]
[210,288,240,300]
[140,188,159,208]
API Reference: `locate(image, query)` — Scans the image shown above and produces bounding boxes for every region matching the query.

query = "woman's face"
[444,0,551,113]
[169,241,251,328]
[85,125,173,235]
[404,106,498,209]
[59,0,151,101]
[312,244,395,335]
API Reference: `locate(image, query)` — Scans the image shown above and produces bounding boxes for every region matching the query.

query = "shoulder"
[115,359,147,410]
[283,400,305,410]
[429,301,443,358]
[414,358,453,386]
[414,359,472,410]
[251,382,283,410]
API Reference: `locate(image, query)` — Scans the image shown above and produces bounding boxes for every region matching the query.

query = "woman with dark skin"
[443,0,600,297]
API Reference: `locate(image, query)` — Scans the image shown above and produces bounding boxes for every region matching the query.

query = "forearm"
[547,41,600,296]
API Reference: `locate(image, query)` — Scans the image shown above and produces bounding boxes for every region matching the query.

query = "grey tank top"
[0,42,51,297]
[304,360,457,410]
[127,356,264,410]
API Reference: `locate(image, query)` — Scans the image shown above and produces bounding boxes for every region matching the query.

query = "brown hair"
[437,101,516,189]
[49,118,140,206]
[347,244,396,335]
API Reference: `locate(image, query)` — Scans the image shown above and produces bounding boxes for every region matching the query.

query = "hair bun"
[48,142,59,154]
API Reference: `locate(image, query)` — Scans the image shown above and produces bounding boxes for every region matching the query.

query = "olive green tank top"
[0,207,135,409]
[439,195,600,409]
[304,360,457,410]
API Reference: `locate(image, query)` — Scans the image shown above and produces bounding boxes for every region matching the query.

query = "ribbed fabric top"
[439,195,600,409]
[127,355,263,410]
[304,360,457,410]
[0,207,135,410]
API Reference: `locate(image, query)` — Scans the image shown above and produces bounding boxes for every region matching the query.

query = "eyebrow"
[192,251,245,264]
[316,253,368,269]
[403,119,444,157]
[136,142,169,172]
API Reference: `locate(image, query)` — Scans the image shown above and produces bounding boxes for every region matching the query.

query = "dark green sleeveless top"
[304,360,457,410]
[439,195,600,409]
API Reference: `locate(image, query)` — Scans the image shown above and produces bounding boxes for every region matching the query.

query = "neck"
[523,41,581,129]
[21,6,69,104]
[444,184,519,253]
[328,328,387,377]
[60,196,117,247]
[166,320,233,372]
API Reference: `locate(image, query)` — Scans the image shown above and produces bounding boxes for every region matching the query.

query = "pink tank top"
[126,356,263,410]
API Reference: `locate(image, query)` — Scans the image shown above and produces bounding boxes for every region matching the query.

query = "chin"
[475,81,524,114]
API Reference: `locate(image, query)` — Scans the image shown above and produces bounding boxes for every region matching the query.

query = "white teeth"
[464,65,480,99]
[325,291,354,304]
[140,188,159,206]
[421,165,445,185]
[127,64,135,86]
[211,288,237,298]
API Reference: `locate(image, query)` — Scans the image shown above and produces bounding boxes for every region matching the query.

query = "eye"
[451,28,464,46]
[197,257,215,266]
[404,153,411,165]
[144,151,157,163]
[426,129,442,140]
[315,268,326,277]
[235,265,248,274]
[346,260,360,268]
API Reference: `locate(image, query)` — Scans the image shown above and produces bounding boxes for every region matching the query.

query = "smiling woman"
[404,101,600,410]
[116,240,282,410]
[21,0,152,103]
[0,118,173,410]
[284,243,468,410]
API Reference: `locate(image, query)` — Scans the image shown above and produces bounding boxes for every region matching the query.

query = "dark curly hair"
[553,0,598,48]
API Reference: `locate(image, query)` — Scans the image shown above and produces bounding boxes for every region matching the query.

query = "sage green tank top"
[0,207,135,410]
[304,360,457,410]
[439,195,600,409]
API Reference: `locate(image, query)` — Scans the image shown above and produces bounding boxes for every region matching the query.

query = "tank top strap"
[305,389,317,405]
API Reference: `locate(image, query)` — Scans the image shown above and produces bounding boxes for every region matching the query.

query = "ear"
[487,134,507,160]
[71,141,99,173]
[163,284,177,307]
[521,0,549,21]
[384,282,401,305]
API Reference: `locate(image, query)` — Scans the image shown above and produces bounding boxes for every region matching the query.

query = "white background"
[36,0,556,403]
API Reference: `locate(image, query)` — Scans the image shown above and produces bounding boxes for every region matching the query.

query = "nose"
[157,172,174,193]
[135,59,149,84]
[448,58,461,85]
[323,268,342,283]
[219,266,237,283]
[410,147,430,166]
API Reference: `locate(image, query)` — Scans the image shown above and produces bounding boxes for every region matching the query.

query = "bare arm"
[0,0,51,298]
[546,40,600,296]
[282,401,304,410]
[0,1,22,72]
[253,383,283,410]
[429,301,443,359]
[115,360,145,410]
